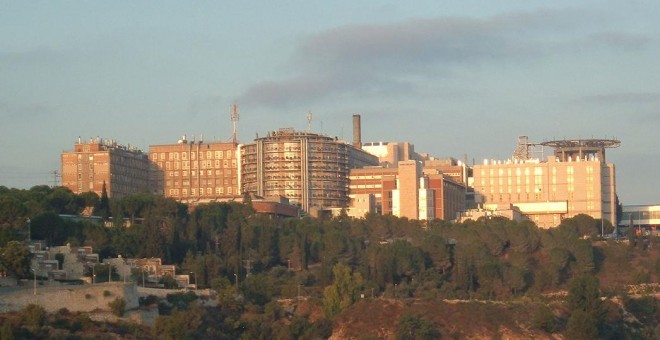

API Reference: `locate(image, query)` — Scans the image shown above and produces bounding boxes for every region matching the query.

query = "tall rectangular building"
[149,137,240,204]
[61,137,149,199]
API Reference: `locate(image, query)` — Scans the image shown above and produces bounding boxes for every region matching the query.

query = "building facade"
[620,204,660,231]
[61,137,149,199]
[472,138,619,227]
[240,128,377,212]
[148,137,240,204]
[349,161,466,221]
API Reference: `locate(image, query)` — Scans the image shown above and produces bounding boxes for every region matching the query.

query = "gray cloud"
[573,92,660,105]
[587,31,649,49]
[237,9,650,109]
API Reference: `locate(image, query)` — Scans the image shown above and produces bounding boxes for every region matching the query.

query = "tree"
[567,274,601,313]
[323,263,364,318]
[396,314,439,340]
[98,182,110,221]
[0,241,32,278]
[566,274,603,338]
[531,304,557,333]
[566,309,599,340]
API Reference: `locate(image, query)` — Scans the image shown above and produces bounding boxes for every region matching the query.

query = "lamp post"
[190,271,197,290]
[91,263,96,284]
[30,269,37,298]
[298,284,301,302]
[234,273,238,290]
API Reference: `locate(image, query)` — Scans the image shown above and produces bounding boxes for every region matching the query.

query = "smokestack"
[352,114,362,149]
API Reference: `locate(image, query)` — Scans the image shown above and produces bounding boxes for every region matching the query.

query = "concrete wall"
[0,282,138,313]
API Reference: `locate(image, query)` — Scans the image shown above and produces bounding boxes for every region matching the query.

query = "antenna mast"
[307,111,312,132]
[230,104,240,144]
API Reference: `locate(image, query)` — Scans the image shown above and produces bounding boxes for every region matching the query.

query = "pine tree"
[98,181,110,221]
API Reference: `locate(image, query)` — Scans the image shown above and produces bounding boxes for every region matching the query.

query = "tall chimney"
[352,114,362,149]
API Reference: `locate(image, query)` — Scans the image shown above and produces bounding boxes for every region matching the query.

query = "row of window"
[167,170,235,177]
[160,159,237,170]
[479,166,595,177]
[153,150,233,161]
[168,187,235,196]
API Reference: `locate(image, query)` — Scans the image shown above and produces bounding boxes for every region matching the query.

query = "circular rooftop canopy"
[540,138,621,149]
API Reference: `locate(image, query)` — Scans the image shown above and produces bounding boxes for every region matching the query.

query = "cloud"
[0,101,57,123]
[575,92,660,104]
[236,9,650,109]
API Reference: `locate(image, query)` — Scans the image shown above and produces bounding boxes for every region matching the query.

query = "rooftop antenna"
[51,170,60,187]
[231,104,240,144]
[307,111,312,132]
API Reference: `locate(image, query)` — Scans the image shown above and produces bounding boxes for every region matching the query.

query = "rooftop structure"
[472,136,619,227]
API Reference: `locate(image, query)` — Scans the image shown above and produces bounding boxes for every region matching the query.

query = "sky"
[1,1,658,205]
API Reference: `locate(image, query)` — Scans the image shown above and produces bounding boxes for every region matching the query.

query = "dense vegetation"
[1,185,658,338]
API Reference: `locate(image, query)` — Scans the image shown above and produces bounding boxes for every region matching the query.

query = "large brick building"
[148,137,240,204]
[61,137,149,198]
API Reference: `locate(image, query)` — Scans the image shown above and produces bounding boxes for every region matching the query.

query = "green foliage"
[109,297,126,317]
[154,304,206,339]
[624,296,657,325]
[395,314,440,340]
[166,291,198,310]
[21,304,46,328]
[567,274,601,313]
[0,240,32,278]
[160,274,179,289]
[566,308,599,340]
[323,263,364,318]
[1,319,14,340]
[531,304,557,333]
[241,273,273,305]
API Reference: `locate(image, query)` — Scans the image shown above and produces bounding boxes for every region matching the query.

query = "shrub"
[140,294,158,306]
[531,304,558,333]
[395,314,440,340]
[109,297,126,317]
[103,290,112,297]
[21,304,46,328]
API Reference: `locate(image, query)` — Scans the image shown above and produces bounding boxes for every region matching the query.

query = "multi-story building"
[149,137,240,204]
[472,137,620,227]
[349,161,466,221]
[362,141,421,166]
[349,166,399,214]
[61,137,149,198]
[241,128,378,212]
[620,204,660,232]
